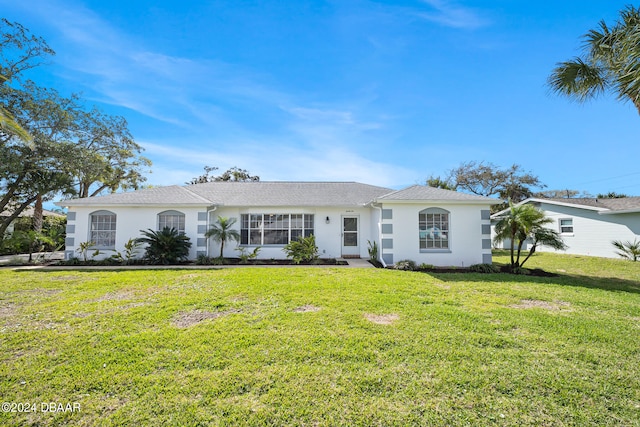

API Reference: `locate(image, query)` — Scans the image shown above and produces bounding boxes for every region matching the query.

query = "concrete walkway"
[343,258,374,268]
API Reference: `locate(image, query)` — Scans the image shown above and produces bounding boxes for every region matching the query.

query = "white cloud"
[416,0,489,29]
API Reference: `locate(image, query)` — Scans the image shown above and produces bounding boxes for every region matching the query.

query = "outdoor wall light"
[325,216,330,224]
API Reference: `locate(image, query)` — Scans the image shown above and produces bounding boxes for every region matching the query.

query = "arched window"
[418,208,449,250]
[158,210,185,233]
[90,210,117,249]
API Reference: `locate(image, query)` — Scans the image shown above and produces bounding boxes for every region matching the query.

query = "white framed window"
[240,213,314,245]
[419,208,450,250]
[158,210,185,233]
[90,210,116,249]
[559,218,573,234]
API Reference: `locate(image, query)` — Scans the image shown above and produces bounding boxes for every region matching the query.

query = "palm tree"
[548,5,640,114]
[493,202,567,270]
[205,216,240,259]
[612,239,640,261]
[137,227,192,265]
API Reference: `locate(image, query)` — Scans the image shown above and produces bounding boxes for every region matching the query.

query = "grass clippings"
[510,299,571,311]
[172,309,241,328]
[364,313,399,324]
[292,304,321,313]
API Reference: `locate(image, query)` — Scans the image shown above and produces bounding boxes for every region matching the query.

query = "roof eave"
[598,208,640,215]
[378,199,498,205]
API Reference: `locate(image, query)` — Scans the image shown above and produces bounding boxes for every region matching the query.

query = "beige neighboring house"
[56,181,498,267]
[491,197,640,258]
[1,207,65,235]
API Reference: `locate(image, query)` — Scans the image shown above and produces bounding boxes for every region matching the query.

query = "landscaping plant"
[205,216,240,259]
[493,201,567,271]
[137,227,192,264]
[282,234,318,264]
[612,239,640,261]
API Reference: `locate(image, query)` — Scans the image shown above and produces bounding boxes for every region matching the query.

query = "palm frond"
[548,58,607,101]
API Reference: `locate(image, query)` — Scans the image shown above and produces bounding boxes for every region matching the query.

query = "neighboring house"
[55,181,497,266]
[491,197,640,258]
[0,207,65,235]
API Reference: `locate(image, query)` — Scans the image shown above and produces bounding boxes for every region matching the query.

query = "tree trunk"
[33,194,43,232]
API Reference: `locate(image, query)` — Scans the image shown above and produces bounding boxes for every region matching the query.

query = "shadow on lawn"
[429,270,640,295]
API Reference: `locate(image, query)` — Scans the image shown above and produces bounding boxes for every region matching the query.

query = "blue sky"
[2,0,640,195]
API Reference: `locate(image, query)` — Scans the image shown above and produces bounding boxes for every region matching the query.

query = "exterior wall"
[207,206,375,259]
[379,202,492,267]
[534,203,640,258]
[64,206,206,260]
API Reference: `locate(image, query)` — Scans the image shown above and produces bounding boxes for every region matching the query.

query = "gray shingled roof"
[57,182,394,207]
[56,182,502,208]
[187,181,394,206]
[544,197,640,214]
[56,185,211,207]
[492,197,640,218]
[377,185,498,203]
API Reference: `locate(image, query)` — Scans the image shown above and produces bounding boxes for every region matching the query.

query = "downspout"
[206,205,217,257]
[371,203,387,268]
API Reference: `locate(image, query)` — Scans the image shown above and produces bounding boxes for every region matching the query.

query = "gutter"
[370,202,387,268]
[205,205,218,257]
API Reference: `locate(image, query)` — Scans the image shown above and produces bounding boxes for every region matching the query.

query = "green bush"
[418,263,434,271]
[469,263,500,273]
[110,238,143,265]
[137,227,192,265]
[282,235,318,264]
[395,259,417,271]
[236,246,261,264]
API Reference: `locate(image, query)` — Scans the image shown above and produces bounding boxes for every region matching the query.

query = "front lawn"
[1,254,639,425]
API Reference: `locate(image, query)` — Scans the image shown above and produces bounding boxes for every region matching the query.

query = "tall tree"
[188,166,259,185]
[0,21,150,237]
[425,175,455,190]
[71,107,150,198]
[548,5,640,113]
[447,161,544,210]
[0,19,54,82]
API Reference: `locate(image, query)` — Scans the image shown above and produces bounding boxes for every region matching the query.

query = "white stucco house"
[56,181,497,267]
[491,197,640,258]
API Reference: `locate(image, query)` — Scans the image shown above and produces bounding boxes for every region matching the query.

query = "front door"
[341,216,360,257]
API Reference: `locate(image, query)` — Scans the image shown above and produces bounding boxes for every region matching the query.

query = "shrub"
[236,246,261,264]
[418,263,435,271]
[110,238,143,265]
[510,266,531,275]
[283,235,318,264]
[137,227,192,265]
[395,259,417,271]
[469,263,500,273]
[196,254,213,265]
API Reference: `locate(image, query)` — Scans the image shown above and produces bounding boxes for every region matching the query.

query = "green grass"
[1,253,639,426]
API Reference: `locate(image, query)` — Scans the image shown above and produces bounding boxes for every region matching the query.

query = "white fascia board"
[598,208,640,215]
[376,199,497,205]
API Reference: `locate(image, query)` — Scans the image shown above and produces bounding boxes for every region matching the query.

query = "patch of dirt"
[364,313,399,325]
[91,290,136,302]
[49,275,84,281]
[172,309,241,328]
[0,303,18,318]
[510,299,571,311]
[293,305,321,313]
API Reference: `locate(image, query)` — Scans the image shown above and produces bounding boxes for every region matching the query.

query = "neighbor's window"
[158,210,185,233]
[419,208,449,250]
[90,210,116,248]
[559,218,573,234]
[240,213,314,245]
